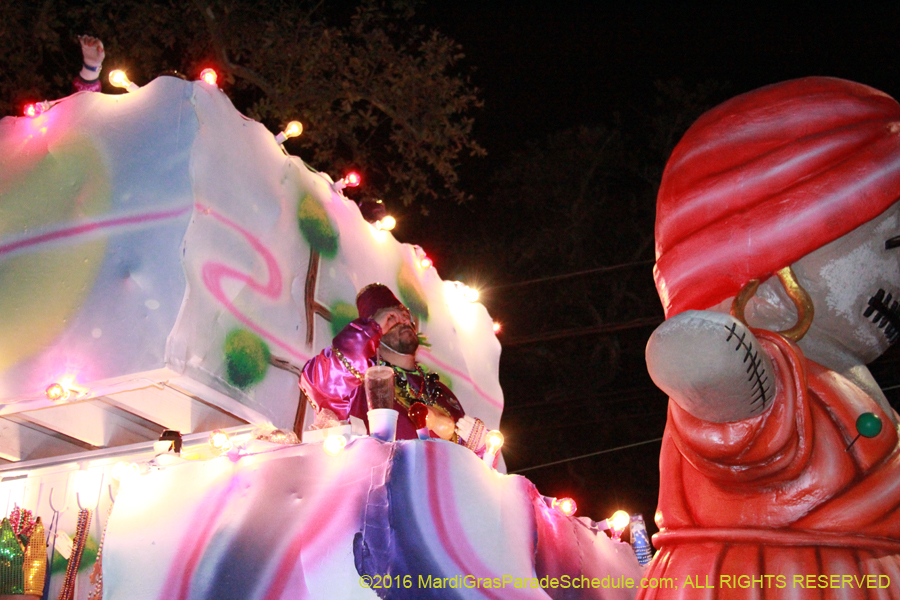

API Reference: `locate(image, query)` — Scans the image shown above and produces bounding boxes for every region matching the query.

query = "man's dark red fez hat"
[356,283,404,320]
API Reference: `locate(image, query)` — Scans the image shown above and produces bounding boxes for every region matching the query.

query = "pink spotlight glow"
[344,172,361,187]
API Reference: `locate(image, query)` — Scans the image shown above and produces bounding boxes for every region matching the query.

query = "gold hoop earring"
[730,266,814,342]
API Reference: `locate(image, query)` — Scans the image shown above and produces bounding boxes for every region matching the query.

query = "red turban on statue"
[654,77,900,318]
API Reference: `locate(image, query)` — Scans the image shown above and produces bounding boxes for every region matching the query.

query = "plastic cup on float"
[365,365,397,441]
[365,365,394,410]
[367,408,399,442]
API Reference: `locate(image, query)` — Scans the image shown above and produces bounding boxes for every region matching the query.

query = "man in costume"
[642,77,900,598]
[301,283,488,452]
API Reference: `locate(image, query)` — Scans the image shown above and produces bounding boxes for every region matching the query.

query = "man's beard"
[382,324,419,355]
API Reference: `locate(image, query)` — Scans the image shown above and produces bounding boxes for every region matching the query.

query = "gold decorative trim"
[332,348,364,381]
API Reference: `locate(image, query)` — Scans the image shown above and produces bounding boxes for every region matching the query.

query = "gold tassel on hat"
[23,517,47,595]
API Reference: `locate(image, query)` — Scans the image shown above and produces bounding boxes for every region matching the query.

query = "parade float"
[0,74,644,599]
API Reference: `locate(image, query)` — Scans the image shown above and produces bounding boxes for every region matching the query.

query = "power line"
[518,411,668,433]
[505,385,664,412]
[509,437,664,474]
[489,259,655,291]
[503,315,662,346]
[511,381,900,475]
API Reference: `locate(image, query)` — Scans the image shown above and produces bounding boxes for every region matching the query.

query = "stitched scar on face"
[724,322,771,413]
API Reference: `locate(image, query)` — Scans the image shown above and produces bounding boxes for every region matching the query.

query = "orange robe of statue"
[639,330,900,599]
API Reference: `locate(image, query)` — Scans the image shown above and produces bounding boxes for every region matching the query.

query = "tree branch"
[193,0,285,110]
[368,96,426,144]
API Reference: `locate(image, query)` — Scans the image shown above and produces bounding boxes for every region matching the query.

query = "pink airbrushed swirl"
[197,203,311,363]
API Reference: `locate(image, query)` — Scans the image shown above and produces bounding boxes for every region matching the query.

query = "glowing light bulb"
[324,434,347,455]
[486,430,504,454]
[376,216,396,231]
[492,321,501,333]
[209,429,233,453]
[109,70,139,92]
[482,429,504,468]
[200,68,218,86]
[110,461,140,482]
[553,497,577,516]
[72,470,103,509]
[463,286,480,303]
[420,256,433,269]
[24,101,49,118]
[109,70,128,87]
[610,510,630,532]
[284,121,303,137]
[45,383,68,402]
[332,171,362,192]
[275,120,303,144]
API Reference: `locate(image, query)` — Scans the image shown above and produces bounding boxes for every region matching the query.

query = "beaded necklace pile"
[330,348,448,415]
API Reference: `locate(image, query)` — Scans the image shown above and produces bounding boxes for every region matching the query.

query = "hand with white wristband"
[78,35,105,82]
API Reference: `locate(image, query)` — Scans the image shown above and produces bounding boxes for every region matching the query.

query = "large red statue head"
[655,77,900,317]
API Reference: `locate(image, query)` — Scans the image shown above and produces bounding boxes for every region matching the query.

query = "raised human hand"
[78,35,105,68]
[425,406,456,440]
[455,415,487,452]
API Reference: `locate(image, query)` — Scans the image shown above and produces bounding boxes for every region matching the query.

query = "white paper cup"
[368,408,399,442]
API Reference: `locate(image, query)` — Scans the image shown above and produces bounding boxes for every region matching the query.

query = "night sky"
[425,1,900,174]
[397,1,900,534]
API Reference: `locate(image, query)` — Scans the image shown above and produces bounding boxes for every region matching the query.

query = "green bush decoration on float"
[330,301,358,337]
[224,329,271,389]
[398,262,429,322]
[297,193,339,258]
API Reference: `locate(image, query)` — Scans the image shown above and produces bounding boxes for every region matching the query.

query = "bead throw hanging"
[87,503,114,600]
[57,508,92,600]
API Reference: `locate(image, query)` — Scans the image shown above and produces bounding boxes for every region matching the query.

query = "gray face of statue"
[792,201,900,363]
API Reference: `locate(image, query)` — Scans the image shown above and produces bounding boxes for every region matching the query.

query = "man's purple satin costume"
[301,318,465,440]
